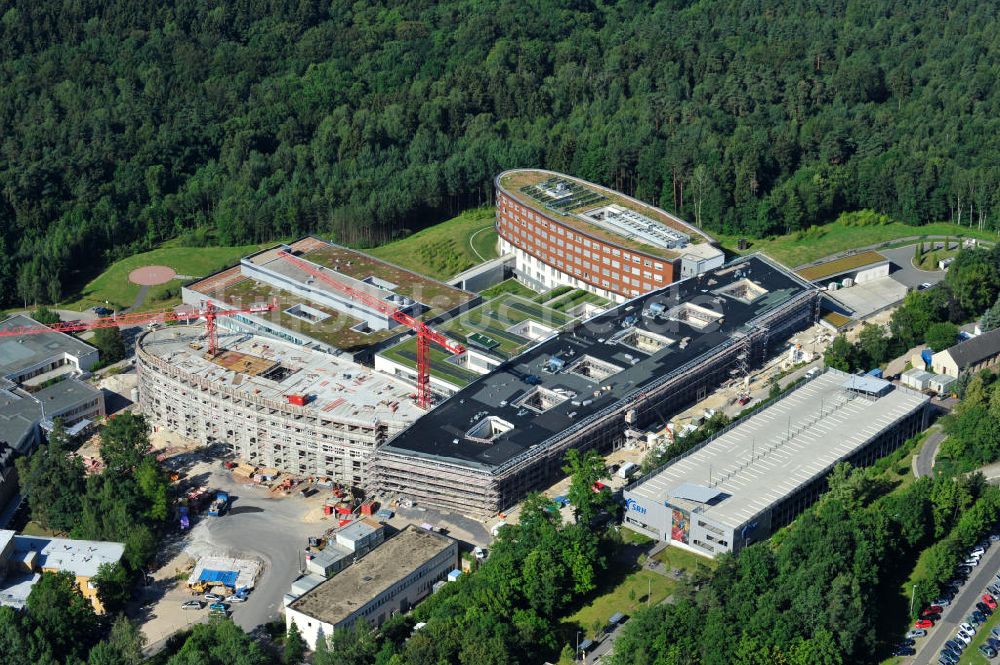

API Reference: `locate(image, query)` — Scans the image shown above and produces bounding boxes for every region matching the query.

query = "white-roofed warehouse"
[622,368,929,558]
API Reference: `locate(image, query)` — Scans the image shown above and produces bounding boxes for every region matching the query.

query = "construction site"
[184,236,478,361]
[136,325,424,488]
[375,254,820,517]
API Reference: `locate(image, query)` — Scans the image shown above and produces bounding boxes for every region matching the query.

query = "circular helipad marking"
[128,265,177,286]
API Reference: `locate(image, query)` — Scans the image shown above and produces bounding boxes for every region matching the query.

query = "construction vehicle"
[0,299,278,356]
[276,250,464,409]
[208,491,229,517]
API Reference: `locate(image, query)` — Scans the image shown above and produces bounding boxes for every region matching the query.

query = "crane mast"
[275,250,464,408]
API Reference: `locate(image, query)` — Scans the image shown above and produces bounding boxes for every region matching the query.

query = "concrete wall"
[854,263,891,284]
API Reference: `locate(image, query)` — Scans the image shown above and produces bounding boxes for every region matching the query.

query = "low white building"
[285,526,457,650]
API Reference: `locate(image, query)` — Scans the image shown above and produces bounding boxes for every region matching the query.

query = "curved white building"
[136,326,422,488]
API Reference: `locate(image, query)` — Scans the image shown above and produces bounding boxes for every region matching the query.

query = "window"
[654,262,664,270]
[612,249,621,256]
[611,260,620,269]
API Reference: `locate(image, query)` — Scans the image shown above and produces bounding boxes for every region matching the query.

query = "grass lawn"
[480,279,537,300]
[368,207,497,281]
[20,521,62,537]
[716,218,998,267]
[565,568,675,639]
[61,242,272,312]
[916,248,959,271]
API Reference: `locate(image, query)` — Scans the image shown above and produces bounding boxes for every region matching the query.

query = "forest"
[1,0,999,305]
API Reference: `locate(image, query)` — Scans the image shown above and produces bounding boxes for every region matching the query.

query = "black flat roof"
[381,255,814,472]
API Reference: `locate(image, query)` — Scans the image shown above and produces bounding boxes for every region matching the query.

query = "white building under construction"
[136,326,423,488]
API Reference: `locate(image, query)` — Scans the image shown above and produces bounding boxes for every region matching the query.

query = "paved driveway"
[881,245,947,290]
[915,427,945,478]
[910,542,1000,664]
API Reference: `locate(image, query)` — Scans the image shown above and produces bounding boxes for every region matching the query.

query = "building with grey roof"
[931,328,1000,377]
[0,377,104,455]
[0,315,99,384]
[286,526,457,650]
[622,369,929,558]
[376,254,818,516]
[0,529,124,612]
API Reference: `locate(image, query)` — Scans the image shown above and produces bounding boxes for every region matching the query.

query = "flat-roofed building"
[496,170,725,302]
[184,236,478,363]
[285,526,457,650]
[375,255,818,517]
[136,326,423,488]
[0,377,104,455]
[0,529,124,613]
[622,369,929,558]
[0,315,99,385]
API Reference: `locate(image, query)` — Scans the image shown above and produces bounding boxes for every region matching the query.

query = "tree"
[981,296,1000,332]
[562,449,612,525]
[25,571,98,661]
[925,322,959,352]
[823,335,854,372]
[15,420,86,531]
[88,616,145,665]
[31,306,60,325]
[284,621,305,665]
[166,620,270,665]
[93,327,127,364]
[856,323,890,368]
[92,562,131,614]
[100,412,152,475]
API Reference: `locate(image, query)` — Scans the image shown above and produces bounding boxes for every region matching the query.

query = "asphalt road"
[915,428,946,478]
[910,541,1000,665]
[881,245,947,290]
[186,470,320,632]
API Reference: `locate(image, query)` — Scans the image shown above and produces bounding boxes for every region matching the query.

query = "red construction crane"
[0,300,278,356]
[276,250,464,409]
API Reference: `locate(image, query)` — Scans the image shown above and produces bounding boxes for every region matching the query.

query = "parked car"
[977,601,994,615]
[989,584,1000,597]
[945,639,963,652]
[934,597,954,607]
[925,604,944,614]
[209,602,228,612]
[892,646,916,656]
[991,533,1000,542]
[992,625,1000,638]
[918,282,933,290]
[939,652,958,665]
[915,619,935,629]
[956,630,973,645]
[229,594,247,603]
[897,639,916,647]
[181,600,203,610]
[960,622,976,635]
[979,644,997,658]
[205,592,225,602]
[906,629,928,639]
[985,594,998,610]
[989,637,1000,650]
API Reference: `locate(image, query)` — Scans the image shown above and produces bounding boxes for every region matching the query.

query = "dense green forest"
[1,0,999,305]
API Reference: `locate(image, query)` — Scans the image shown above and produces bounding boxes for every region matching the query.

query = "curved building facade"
[137,326,422,488]
[495,170,725,302]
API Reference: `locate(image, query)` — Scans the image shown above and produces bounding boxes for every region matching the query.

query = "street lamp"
[576,631,581,664]
[909,583,917,617]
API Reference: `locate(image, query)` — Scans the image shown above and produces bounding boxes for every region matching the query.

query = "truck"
[617,462,640,480]
[208,491,229,517]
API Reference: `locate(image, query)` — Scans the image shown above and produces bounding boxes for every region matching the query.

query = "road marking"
[468,226,493,262]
